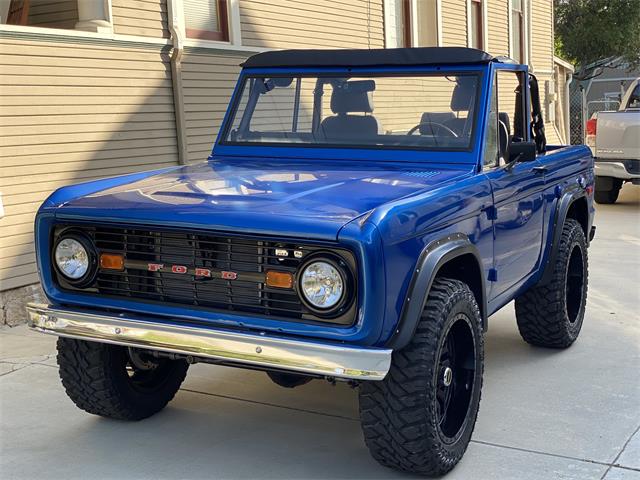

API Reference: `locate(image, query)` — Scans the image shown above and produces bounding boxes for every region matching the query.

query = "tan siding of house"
[181,0,387,163]
[111,0,170,39]
[441,0,468,47]
[27,0,78,29]
[181,50,248,163]
[0,36,178,290]
[486,0,509,56]
[239,0,384,49]
[530,0,553,73]
[528,0,560,142]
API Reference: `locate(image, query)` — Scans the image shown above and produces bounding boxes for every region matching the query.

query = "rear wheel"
[359,278,483,476]
[515,218,588,348]
[594,176,622,204]
[57,338,188,421]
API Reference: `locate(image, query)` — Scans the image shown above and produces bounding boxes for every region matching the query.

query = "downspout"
[564,71,572,144]
[168,0,188,165]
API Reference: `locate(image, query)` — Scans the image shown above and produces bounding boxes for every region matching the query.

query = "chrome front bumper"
[26,303,391,380]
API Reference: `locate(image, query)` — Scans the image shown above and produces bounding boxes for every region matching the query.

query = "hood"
[52,158,472,240]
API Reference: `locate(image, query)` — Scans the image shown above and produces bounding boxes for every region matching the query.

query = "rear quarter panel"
[536,144,594,279]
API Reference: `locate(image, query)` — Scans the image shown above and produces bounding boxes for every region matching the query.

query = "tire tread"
[515,218,588,348]
[57,338,187,421]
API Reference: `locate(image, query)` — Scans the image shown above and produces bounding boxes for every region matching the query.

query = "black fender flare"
[386,233,488,350]
[539,190,588,285]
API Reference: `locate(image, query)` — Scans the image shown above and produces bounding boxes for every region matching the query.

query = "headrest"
[450,76,477,111]
[331,80,375,114]
[498,112,511,136]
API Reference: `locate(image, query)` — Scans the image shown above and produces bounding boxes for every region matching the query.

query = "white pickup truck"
[587,78,640,204]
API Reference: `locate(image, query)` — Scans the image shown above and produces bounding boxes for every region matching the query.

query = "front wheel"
[359,278,484,476]
[57,338,188,421]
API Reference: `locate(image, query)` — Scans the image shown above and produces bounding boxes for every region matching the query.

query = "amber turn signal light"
[266,270,293,289]
[100,253,124,271]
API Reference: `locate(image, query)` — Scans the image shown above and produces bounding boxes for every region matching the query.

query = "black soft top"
[242,47,494,69]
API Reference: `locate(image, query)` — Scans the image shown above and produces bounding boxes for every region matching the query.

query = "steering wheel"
[407,121,458,138]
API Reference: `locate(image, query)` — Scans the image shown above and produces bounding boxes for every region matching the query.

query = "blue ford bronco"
[29,47,595,476]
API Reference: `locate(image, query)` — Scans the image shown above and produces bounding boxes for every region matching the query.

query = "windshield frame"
[215,65,489,161]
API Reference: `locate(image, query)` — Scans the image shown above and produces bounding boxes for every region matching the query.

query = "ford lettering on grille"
[147,263,236,279]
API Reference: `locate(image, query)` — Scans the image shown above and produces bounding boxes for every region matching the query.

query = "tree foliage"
[555,0,640,69]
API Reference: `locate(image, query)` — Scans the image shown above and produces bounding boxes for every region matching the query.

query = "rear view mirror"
[336,80,376,93]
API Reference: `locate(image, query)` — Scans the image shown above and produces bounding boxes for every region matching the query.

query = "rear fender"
[385,233,487,350]
[540,191,589,285]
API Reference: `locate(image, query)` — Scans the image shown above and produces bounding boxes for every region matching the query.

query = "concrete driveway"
[1,185,639,480]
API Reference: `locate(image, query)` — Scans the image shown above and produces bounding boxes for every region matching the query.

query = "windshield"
[223,73,480,151]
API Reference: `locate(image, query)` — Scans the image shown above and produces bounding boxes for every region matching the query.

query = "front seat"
[445,77,478,137]
[319,82,381,141]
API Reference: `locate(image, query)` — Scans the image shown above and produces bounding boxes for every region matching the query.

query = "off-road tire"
[594,176,622,204]
[359,278,484,476]
[515,218,588,348]
[266,371,313,388]
[57,338,188,421]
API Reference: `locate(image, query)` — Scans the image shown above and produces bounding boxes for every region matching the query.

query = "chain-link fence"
[569,86,584,145]
[587,100,620,118]
[569,84,623,145]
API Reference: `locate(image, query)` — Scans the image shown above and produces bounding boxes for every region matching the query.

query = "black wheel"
[515,218,588,348]
[594,176,622,204]
[57,338,188,421]
[359,278,483,476]
[266,371,312,388]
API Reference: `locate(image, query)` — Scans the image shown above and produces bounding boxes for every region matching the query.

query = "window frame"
[1,0,114,33]
[509,0,526,64]
[468,0,484,50]
[184,0,230,42]
[482,72,499,170]
[625,84,640,110]
[5,0,30,25]
[384,0,441,48]
[483,67,529,170]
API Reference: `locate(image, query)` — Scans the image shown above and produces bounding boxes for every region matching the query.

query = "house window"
[385,0,409,47]
[384,0,438,48]
[184,0,229,42]
[511,0,524,63]
[469,0,483,49]
[1,0,82,30]
[415,0,438,47]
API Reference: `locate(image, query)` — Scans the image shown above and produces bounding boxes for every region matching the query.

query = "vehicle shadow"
[66,371,407,479]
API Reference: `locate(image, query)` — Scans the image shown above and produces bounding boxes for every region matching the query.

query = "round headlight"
[299,261,345,310]
[54,238,89,280]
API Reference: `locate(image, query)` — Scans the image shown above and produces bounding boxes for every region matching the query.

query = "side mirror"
[508,141,537,163]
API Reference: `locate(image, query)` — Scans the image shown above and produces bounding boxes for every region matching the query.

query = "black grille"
[53,224,356,324]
